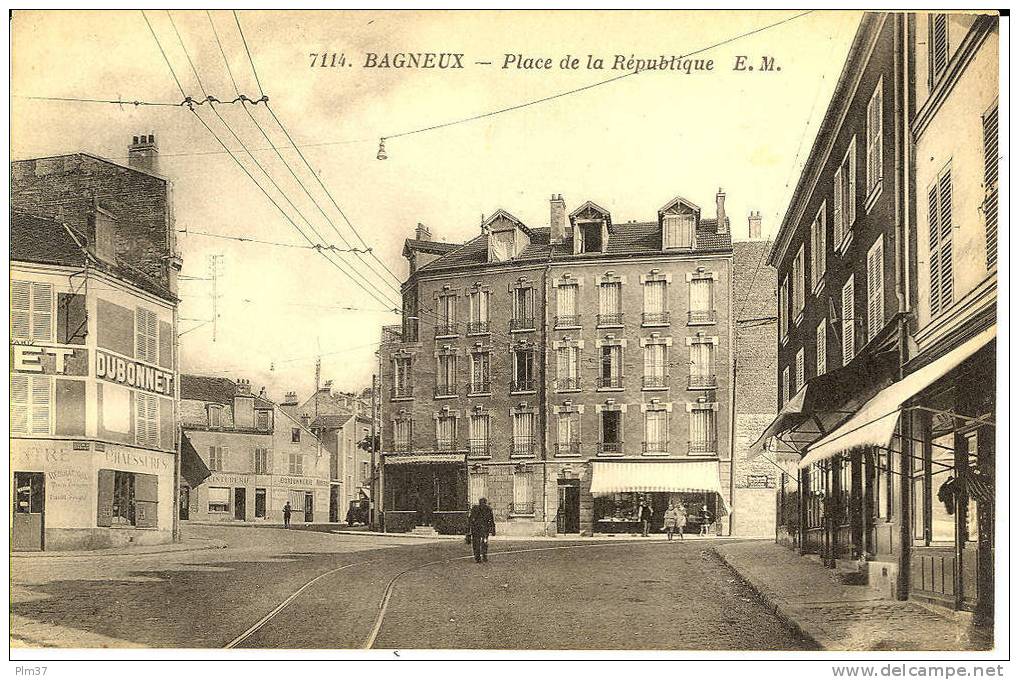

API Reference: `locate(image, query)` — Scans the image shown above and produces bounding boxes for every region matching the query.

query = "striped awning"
[383,452,465,465]
[590,460,730,513]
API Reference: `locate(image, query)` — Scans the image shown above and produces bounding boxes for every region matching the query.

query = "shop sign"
[278,475,330,488]
[96,350,174,396]
[209,474,249,486]
[11,342,88,376]
[103,449,171,472]
[747,474,774,489]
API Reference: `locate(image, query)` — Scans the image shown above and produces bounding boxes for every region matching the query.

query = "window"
[512,468,533,514]
[468,470,487,505]
[468,290,490,334]
[135,392,159,448]
[289,453,304,475]
[208,404,223,428]
[663,214,695,249]
[394,419,412,452]
[512,347,536,392]
[512,412,535,456]
[689,341,715,388]
[841,276,855,366]
[598,281,623,325]
[807,464,825,529]
[436,414,457,450]
[511,287,534,329]
[643,343,667,388]
[469,351,490,393]
[929,14,949,85]
[437,294,457,335]
[866,79,883,195]
[468,413,490,457]
[810,205,827,290]
[689,406,716,455]
[208,446,226,472]
[782,366,791,405]
[109,471,137,526]
[778,275,789,340]
[599,344,623,388]
[644,410,668,454]
[792,245,805,318]
[11,374,52,436]
[436,354,457,397]
[291,427,301,443]
[642,279,668,324]
[556,412,581,456]
[984,105,999,268]
[393,356,412,398]
[928,169,954,318]
[255,488,267,518]
[600,410,623,454]
[867,235,885,340]
[10,280,53,342]
[556,345,581,390]
[135,307,158,363]
[816,320,827,376]
[208,487,230,513]
[833,138,857,249]
[256,410,270,431]
[930,433,955,542]
[580,222,603,253]
[556,282,579,327]
[254,448,269,474]
[872,449,891,521]
[689,277,715,324]
[362,461,370,482]
[795,348,805,391]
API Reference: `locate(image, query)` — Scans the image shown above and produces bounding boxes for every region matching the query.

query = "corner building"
[380,192,735,536]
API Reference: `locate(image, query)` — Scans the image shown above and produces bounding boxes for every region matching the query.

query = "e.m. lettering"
[363,52,465,69]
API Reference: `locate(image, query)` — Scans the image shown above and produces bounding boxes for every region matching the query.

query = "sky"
[10,9,861,403]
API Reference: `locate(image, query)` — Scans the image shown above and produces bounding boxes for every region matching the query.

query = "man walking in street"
[283,501,292,529]
[467,497,496,563]
[639,500,653,537]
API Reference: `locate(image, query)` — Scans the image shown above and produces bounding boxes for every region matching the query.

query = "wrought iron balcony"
[554,314,581,328]
[596,375,624,389]
[510,378,537,392]
[468,439,491,458]
[643,441,669,454]
[510,317,536,331]
[642,311,671,326]
[642,375,669,389]
[556,377,581,391]
[434,322,459,337]
[556,441,581,456]
[511,436,536,457]
[512,501,535,515]
[391,385,413,399]
[466,321,490,335]
[393,443,412,453]
[688,439,718,455]
[435,439,459,452]
[688,374,718,389]
[596,312,624,327]
[687,310,718,325]
[466,380,491,395]
[598,441,624,455]
[433,384,458,398]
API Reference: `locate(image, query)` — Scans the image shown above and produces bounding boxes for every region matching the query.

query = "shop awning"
[590,461,730,513]
[800,326,996,468]
[180,433,212,487]
[383,452,465,465]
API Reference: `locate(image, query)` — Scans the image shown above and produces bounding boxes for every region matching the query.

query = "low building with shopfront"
[180,375,330,524]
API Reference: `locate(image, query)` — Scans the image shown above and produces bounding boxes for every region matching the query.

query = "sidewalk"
[713,541,993,651]
[11,536,227,560]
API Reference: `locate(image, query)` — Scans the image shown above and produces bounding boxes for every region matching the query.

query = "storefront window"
[930,433,956,543]
[208,487,230,513]
[964,431,979,543]
[838,456,851,526]
[111,471,136,526]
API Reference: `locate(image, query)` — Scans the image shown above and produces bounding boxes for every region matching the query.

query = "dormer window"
[579,222,603,253]
[663,214,695,249]
[207,404,223,428]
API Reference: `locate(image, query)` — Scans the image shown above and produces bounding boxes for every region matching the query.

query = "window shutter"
[938,171,953,310]
[796,349,805,390]
[29,282,53,342]
[842,276,855,366]
[833,167,844,246]
[11,280,31,341]
[816,321,827,376]
[97,469,116,527]
[983,106,999,267]
[927,184,941,317]
[867,236,885,339]
[782,367,790,404]
[931,14,948,81]
[867,83,883,191]
[847,137,857,227]
[11,374,29,435]
[31,376,51,435]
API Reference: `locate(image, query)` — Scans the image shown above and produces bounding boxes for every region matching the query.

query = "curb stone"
[11,540,229,560]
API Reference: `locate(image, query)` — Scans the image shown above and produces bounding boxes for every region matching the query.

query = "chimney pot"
[550,194,567,242]
[748,210,763,240]
[716,188,727,235]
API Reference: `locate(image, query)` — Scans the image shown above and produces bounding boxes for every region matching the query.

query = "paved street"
[12,525,812,650]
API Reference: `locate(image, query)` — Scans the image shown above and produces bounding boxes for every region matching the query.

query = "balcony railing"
[511,437,536,457]
[510,317,536,331]
[434,384,458,398]
[468,439,491,457]
[393,443,412,453]
[512,501,535,515]
[466,321,490,335]
[597,312,624,327]
[556,377,581,391]
[643,441,669,454]
[688,374,718,389]
[598,441,624,455]
[511,378,537,392]
[554,314,581,328]
[467,380,491,395]
[688,310,718,324]
[642,311,671,326]
[688,439,718,455]
[556,441,581,456]
[435,439,459,452]
[435,322,459,337]
[597,375,624,389]
[391,385,413,399]
[642,375,669,389]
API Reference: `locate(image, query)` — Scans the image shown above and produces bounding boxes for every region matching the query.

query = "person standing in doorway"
[664,502,685,541]
[639,500,653,537]
[283,501,292,529]
[699,504,713,536]
[467,497,496,562]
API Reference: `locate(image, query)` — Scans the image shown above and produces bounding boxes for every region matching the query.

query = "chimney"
[550,194,566,242]
[415,223,431,241]
[235,378,251,395]
[748,210,763,240]
[281,391,299,407]
[716,188,727,234]
[128,133,159,175]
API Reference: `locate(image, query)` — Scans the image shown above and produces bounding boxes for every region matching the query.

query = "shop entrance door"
[234,488,246,520]
[304,492,314,522]
[254,488,267,519]
[557,481,580,534]
[13,472,45,551]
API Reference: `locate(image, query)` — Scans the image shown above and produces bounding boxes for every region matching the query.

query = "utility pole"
[207,254,223,342]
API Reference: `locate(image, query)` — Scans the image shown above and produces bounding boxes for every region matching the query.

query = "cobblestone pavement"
[713,541,993,652]
[11,525,811,650]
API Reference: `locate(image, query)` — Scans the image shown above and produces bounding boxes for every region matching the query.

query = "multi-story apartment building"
[180,375,330,524]
[380,191,734,536]
[756,11,998,624]
[11,137,184,551]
